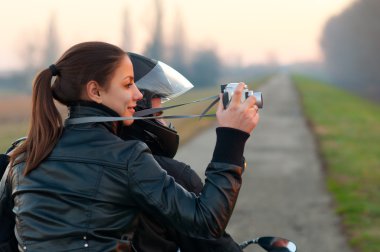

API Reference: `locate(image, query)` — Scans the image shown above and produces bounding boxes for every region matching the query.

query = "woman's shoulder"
[120,138,149,152]
[116,138,152,160]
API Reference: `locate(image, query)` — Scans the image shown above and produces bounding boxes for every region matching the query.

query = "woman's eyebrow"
[123,75,134,81]
[122,75,135,82]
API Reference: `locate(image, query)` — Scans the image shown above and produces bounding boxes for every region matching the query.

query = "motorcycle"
[239,236,296,251]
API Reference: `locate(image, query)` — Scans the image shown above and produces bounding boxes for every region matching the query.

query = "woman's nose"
[134,86,143,100]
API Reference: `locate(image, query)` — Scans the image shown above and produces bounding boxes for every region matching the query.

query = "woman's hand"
[216,82,260,134]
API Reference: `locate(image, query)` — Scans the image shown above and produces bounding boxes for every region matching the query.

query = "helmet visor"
[133,58,194,103]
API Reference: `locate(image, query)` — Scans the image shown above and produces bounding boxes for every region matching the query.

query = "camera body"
[221,83,263,109]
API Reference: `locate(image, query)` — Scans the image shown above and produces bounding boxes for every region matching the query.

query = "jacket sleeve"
[153,155,204,195]
[0,164,18,251]
[127,127,249,239]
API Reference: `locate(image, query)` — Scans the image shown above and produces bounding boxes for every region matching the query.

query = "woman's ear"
[86,81,102,103]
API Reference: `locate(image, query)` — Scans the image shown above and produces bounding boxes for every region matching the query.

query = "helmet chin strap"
[65,95,219,125]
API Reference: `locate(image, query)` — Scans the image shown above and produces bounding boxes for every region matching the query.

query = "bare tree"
[42,14,60,66]
[168,7,188,76]
[144,0,165,60]
[190,48,221,88]
[121,7,133,51]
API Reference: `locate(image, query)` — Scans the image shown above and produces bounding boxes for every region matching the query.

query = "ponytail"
[10,68,63,175]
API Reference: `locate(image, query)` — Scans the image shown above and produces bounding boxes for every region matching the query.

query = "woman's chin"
[123,119,134,126]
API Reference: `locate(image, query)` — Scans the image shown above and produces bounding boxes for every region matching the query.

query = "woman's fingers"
[228,83,245,109]
[242,94,257,110]
[228,83,257,111]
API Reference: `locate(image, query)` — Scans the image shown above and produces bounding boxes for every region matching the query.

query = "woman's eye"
[154,111,163,117]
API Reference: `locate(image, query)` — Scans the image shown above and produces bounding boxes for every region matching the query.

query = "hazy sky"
[0,0,355,72]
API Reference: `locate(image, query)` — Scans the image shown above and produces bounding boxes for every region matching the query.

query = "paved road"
[176,74,353,252]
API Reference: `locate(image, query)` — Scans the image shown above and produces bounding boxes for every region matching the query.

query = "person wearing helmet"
[119,53,243,252]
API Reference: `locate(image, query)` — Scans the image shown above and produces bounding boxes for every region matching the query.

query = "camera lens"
[253,92,263,108]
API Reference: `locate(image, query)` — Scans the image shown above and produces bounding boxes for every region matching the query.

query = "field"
[0,93,71,152]
[0,94,31,152]
[293,75,380,252]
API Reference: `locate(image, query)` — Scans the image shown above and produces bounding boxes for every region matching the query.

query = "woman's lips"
[127,107,135,114]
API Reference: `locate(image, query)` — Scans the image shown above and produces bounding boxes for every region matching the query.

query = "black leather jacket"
[133,156,243,252]
[0,103,249,252]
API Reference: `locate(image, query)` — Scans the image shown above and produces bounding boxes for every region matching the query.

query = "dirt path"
[175,74,353,252]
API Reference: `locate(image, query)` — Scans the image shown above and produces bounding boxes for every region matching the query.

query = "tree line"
[0,0,230,92]
[320,0,380,101]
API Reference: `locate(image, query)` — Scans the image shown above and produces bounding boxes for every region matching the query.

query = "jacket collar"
[67,101,122,134]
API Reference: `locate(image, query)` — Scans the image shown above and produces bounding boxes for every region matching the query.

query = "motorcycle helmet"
[121,52,194,158]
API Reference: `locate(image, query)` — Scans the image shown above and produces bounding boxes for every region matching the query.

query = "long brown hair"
[10,41,127,175]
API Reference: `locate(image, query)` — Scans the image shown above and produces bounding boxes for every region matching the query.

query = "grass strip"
[293,74,380,252]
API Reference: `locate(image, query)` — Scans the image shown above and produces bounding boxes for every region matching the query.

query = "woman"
[1,41,259,251]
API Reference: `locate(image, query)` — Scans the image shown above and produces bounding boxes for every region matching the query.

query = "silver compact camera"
[221,83,263,109]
